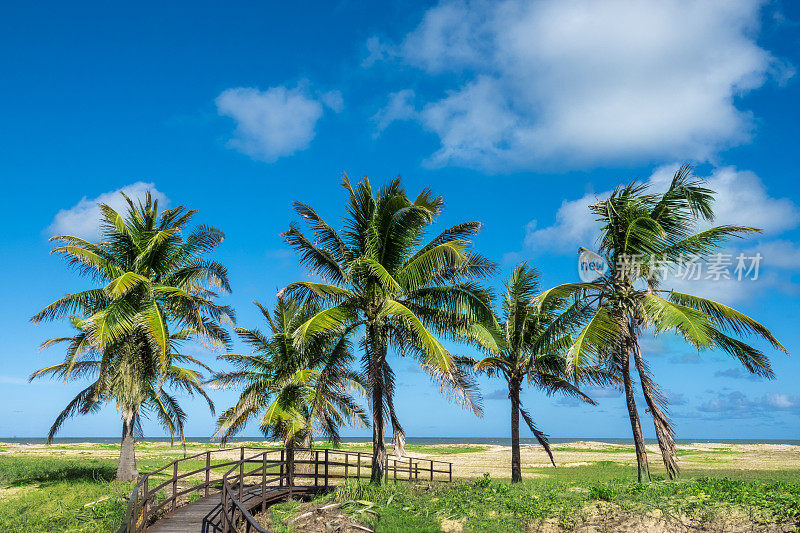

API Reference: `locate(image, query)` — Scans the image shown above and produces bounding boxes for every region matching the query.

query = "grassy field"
[1,442,799,532]
[263,463,800,532]
[0,455,131,532]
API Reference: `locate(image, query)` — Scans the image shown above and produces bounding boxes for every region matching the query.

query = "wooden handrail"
[121,445,453,532]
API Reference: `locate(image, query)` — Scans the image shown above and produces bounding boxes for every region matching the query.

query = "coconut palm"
[32,322,215,461]
[279,175,498,483]
[209,298,369,482]
[468,263,613,482]
[31,192,233,481]
[537,165,786,482]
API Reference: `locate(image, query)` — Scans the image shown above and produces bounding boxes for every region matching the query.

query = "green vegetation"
[0,455,130,532]
[552,445,738,456]
[265,463,800,532]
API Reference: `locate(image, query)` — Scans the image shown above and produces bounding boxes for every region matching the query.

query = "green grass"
[266,463,800,532]
[551,445,738,456]
[0,455,131,532]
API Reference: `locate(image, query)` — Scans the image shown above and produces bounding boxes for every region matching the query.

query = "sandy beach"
[3,440,799,479]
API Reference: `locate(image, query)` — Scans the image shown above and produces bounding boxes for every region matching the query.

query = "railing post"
[279,449,284,488]
[430,459,434,481]
[314,450,319,487]
[393,458,397,483]
[324,448,329,488]
[357,451,361,480]
[384,454,388,484]
[142,474,150,531]
[344,452,349,479]
[172,462,178,512]
[221,481,228,533]
[449,462,452,482]
[141,474,149,532]
[205,451,211,497]
[239,447,245,504]
[263,451,268,506]
[409,457,413,481]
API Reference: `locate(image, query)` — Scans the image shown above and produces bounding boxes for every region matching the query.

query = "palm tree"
[209,298,369,483]
[31,192,233,481]
[32,322,215,465]
[469,264,612,482]
[537,165,787,482]
[279,175,498,483]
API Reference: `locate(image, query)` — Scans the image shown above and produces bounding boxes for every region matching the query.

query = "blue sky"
[1,0,799,440]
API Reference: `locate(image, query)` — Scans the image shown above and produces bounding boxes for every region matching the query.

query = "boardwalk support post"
[324,448,329,488]
[172,462,178,512]
[205,451,211,497]
[263,452,268,507]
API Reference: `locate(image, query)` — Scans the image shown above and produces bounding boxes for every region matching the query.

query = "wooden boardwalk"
[146,486,297,533]
[122,447,453,532]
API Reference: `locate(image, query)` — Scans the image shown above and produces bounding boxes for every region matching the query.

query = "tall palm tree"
[279,175,498,483]
[469,264,613,482]
[209,298,369,483]
[31,192,233,481]
[537,165,786,482]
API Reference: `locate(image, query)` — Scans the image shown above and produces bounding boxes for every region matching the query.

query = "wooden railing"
[122,446,453,533]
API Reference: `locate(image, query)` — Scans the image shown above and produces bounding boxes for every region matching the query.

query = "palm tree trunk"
[116,408,138,482]
[621,353,650,482]
[370,379,386,484]
[509,379,522,483]
[632,343,679,479]
[368,325,387,484]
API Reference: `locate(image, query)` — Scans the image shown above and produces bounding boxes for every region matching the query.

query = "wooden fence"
[122,446,453,533]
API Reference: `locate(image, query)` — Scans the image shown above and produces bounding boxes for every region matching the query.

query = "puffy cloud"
[485,388,509,400]
[47,182,168,240]
[698,391,800,417]
[372,90,417,133]
[216,85,341,162]
[670,353,701,365]
[714,368,763,381]
[372,0,789,170]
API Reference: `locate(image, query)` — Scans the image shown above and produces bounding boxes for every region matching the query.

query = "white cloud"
[216,85,341,162]
[698,391,800,417]
[373,0,789,170]
[47,182,168,240]
[320,90,345,113]
[524,194,602,253]
[372,90,417,133]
